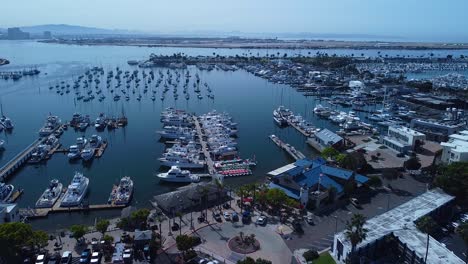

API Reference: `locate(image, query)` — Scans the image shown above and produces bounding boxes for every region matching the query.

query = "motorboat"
[108,176,134,205]
[67,145,81,160]
[38,115,61,137]
[60,172,89,207]
[89,135,102,148]
[29,144,51,164]
[35,179,63,208]
[81,147,94,161]
[157,166,200,183]
[158,155,205,169]
[0,182,14,203]
[0,116,13,130]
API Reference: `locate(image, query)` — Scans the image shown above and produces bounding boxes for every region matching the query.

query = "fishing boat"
[29,144,51,164]
[60,172,89,207]
[89,135,102,148]
[35,179,63,208]
[156,166,200,183]
[81,147,94,161]
[108,176,134,205]
[38,115,61,137]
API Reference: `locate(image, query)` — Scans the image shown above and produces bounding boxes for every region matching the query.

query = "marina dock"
[95,141,108,158]
[269,134,306,161]
[0,138,46,181]
[286,119,313,137]
[20,191,126,219]
[7,189,24,203]
[193,116,216,174]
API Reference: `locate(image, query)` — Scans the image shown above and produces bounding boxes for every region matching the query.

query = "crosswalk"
[302,235,334,251]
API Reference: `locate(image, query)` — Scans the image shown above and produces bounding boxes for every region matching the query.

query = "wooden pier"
[192,116,215,175]
[20,191,126,219]
[286,119,313,137]
[95,141,108,158]
[269,134,306,161]
[7,189,24,203]
[0,138,46,181]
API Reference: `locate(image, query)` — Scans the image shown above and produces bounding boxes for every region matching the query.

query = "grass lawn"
[312,252,336,264]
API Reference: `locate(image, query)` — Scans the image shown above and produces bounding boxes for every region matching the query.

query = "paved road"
[284,175,428,252]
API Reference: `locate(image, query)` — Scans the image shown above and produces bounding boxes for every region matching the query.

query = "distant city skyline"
[2,0,468,42]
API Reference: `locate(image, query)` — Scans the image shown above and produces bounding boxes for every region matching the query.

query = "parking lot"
[284,174,429,252]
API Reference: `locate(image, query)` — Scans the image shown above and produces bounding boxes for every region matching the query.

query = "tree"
[321,147,339,160]
[265,188,288,208]
[367,175,383,187]
[345,213,368,261]
[96,219,110,236]
[176,212,183,236]
[404,156,421,170]
[237,257,272,264]
[175,234,194,254]
[416,215,438,263]
[70,225,88,242]
[434,162,468,204]
[303,250,319,261]
[130,208,150,229]
[457,223,468,263]
[0,222,46,262]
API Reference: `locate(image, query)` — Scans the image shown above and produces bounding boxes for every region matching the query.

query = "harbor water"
[0,40,467,230]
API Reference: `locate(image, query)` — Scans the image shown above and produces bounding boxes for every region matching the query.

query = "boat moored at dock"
[108,176,134,205]
[60,172,89,207]
[35,179,63,208]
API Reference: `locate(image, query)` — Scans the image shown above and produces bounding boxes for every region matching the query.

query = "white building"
[0,203,19,223]
[382,126,426,153]
[441,130,468,164]
[332,188,463,264]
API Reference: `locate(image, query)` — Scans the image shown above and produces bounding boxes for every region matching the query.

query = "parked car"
[60,251,72,264]
[306,215,315,225]
[35,254,47,264]
[223,211,231,221]
[80,248,92,263]
[123,248,133,263]
[90,252,102,264]
[222,203,230,209]
[213,212,222,222]
[256,215,267,226]
[47,253,61,264]
[350,198,362,209]
[231,212,239,222]
[292,220,303,233]
[242,211,251,224]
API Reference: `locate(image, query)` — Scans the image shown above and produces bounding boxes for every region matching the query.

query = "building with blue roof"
[269,158,369,208]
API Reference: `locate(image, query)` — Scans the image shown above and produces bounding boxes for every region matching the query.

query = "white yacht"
[29,144,51,164]
[89,135,102,148]
[0,182,14,203]
[157,166,200,183]
[35,179,63,208]
[81,147,94,161]
[313,104,332,118]
[0,116,13,130]
[38,115,61,137]
[60,172,89,207]
[157,126,194,140]
[108,176,134,205]
[67,145,81,160]
[158,155,205,169]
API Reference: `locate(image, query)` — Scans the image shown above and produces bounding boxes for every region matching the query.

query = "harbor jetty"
[20,191,125,219]
[193,115,216,174]
[269,134,306,161]
[0,138,46,181]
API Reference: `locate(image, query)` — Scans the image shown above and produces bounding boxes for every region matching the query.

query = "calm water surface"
[0,41,466,230]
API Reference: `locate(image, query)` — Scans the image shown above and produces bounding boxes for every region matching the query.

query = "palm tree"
[176,212,183,236]
[156,215,163,248]
[345,213,368,261]
[457,223,468,263]
[214,178,224,211]
[416,215,437,263]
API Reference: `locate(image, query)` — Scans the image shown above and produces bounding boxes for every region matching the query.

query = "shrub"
[303,250,319,261]
[367,175,382,187]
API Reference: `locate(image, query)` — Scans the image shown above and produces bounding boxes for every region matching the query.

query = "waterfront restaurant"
[268,158,368,208]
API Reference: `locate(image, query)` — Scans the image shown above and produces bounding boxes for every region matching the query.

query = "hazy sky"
[1,0,467,41]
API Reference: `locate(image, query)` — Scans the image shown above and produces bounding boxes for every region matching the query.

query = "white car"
[35,254,46,264]
[223,211,231,221]
[256,215,267,225]
[90,252,101,263]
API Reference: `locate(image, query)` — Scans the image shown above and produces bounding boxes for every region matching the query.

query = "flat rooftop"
[335,188,463,264]
[267,163,296,176]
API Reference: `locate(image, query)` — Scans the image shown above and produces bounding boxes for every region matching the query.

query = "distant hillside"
[18,24,141,35]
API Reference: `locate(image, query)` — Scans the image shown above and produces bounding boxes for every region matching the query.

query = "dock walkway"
[193,116,215,175]
[269,134,306,161]
[286,119,313,137]
[0,138,46,181]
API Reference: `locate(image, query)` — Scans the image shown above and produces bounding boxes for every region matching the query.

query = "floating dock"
[95,141,108,158]
[0,138,46,181]
[7,189,24,203]
[285,119,313,137]
[20,191,125,219]
[192,116,215,174]
[269,134,306,161]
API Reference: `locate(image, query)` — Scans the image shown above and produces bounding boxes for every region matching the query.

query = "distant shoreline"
[39,38,468,50]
